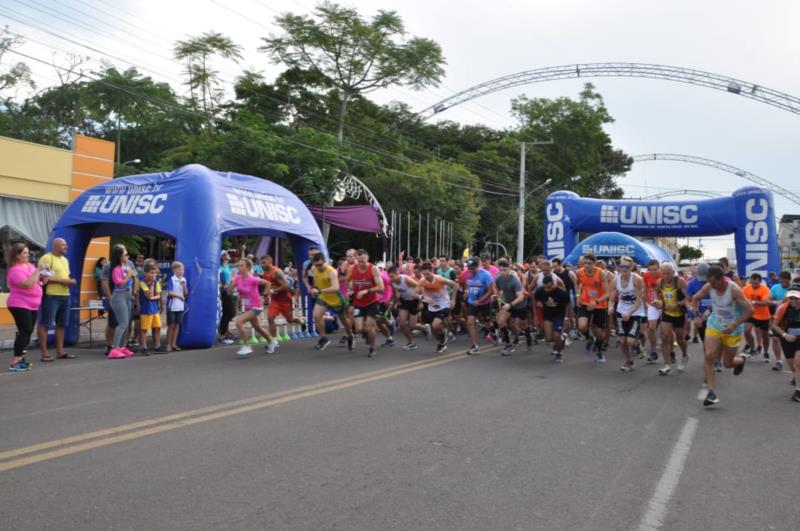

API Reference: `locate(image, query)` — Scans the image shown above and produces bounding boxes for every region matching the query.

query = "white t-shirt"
[167,275,186,311]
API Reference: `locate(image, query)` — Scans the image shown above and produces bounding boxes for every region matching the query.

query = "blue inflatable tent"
[563,231,675,267]
[49,164,327,348]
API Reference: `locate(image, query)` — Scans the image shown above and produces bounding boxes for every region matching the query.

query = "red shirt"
[263,268,290,303]
[642,271,661,305]
[350,263,380,308]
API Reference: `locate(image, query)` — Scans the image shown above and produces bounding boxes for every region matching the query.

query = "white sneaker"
[236,345,253,356]
[677,355,690,371]
[266,340,279,354]
[658,365,671,376]
[221,337,235,345]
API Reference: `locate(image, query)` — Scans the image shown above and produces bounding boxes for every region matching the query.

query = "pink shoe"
[121,347,135,357]
[108,348,127,359]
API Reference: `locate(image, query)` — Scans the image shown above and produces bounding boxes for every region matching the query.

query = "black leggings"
[219,288,236,336]
[9,307,38,357]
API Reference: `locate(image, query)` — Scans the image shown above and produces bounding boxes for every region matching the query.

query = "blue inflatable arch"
[563,232,676,267]
[544,186,780,278]
[50,164,327,348]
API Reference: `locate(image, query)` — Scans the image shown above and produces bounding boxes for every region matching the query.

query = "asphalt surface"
[1,332,798,531]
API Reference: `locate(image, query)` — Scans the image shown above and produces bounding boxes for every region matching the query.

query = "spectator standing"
[36,237,77,362]
[218,251,235,344]
[94,257,107,318]
[6,243,44,372]
[166,261,187,352]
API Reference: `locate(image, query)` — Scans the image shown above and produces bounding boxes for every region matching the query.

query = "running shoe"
[338,335,348,346]
[436,343,447,354]
[467,345,480,355]
[402,343,418,351]
[367,347,376,358]
[447,331,456,344]
[669,351,676,365]
[564,335,573,347]
[733,356,746,376]
[266,340,278,354]
[585,338,595,353]
[755,346,763,355]
[141,348,150,356]
[692,336,700,344]
[763,355,771,364]
[346,334,354,351]
[793,389,800,403]
[772,360,783,371]
[8,360,29,372]
[646,352,658,364]
[107,348,127,359]
[381,338,396,347]
[424,324,433,341]
[121,347,136,357]
[314,337,331,351]
[526,332,532,348]
[221,337,235,345]
[18,357,32,370]
[554,353,564,363]
[501,344,514,356]
[236,345,253,356]
[658,365,671,376]
[703,390,719,407]
[620,361,635,372]
[714,360,723,373]
[595,352,606,364]
[154,346,168,354]
[684,334,691,341]
[491,331,501,346]
[678,355,690,372]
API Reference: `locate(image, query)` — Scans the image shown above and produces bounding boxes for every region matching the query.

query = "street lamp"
[483,241,508,258]
[518,140,554,263]
[122,158,141,166]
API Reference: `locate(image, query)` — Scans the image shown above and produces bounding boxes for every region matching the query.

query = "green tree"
[678,245,703,261]
[260,1,446,143]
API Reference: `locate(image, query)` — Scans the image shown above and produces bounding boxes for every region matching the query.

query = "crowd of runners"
[6,237,800,408]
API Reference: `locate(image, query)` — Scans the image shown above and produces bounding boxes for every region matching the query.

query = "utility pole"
[518,139,554,263]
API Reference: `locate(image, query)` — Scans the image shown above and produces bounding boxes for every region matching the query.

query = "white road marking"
[638,416,699,531]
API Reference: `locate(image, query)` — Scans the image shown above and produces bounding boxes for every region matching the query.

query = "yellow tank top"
[661,280,683,317]
[312,264,345,307]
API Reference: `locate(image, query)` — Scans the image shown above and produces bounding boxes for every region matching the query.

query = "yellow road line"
[0,349,481,472]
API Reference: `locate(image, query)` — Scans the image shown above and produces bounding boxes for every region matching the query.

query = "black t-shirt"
[534,286,570,320]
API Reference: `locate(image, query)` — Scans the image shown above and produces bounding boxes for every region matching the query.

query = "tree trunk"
[115,112,121,167]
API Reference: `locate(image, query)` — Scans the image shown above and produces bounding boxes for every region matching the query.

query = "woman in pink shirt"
[226,258,273,357]
[6,243,45,372]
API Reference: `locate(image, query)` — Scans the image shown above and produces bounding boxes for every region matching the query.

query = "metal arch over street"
[632,153,800,208]
[419,63,800,119]
[635,190,722,201]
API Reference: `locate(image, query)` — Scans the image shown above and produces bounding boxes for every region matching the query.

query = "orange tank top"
[577,267,607,308]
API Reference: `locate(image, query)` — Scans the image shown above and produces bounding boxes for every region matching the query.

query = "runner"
[742,273,771,361]
[261,255,305,353]
[375,263,395,348]
[533,275,571,363]
[300,245,320,333]
[464,257,495,355]
[718,256,741,285]
[576,253,610,362]
[654,262,690,374]
[642,259,662,363]
[419,262,458,353]
[227,258,274,357]
[552,258,578,341]
[346,249,384,358]
[388,266,429,351]
[769,271,792,371]
[770,286,800,401]
[686,262,713,349]
[494,258,527,356]
[606,256,646,372]
[309,252,352,351]
[691,265,754,407]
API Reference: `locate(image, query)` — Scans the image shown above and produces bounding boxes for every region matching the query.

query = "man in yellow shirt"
[36,237,77,362]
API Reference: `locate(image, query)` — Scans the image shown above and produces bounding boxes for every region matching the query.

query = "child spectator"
[138,262,165,354]
[166,261,187,352]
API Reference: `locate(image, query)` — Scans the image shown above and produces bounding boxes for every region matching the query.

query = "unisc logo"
[743,198,769,276]
[600,204,698,226]
[81,193,167,215]
[546,201,565,259]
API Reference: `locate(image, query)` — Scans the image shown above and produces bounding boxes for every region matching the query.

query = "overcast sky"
[4,0,799,258]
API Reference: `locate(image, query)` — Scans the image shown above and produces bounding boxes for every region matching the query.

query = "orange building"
[0,134,114,324]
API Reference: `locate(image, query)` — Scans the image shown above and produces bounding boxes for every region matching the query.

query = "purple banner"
[307,205,382,233]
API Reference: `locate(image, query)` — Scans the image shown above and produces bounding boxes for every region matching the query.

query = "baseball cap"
[221,251,230,259]
[695,261,710,281]
[786,285,800,299]
[466,258,479,268]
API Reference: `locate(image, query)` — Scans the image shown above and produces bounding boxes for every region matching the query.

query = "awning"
[0,195,66,248]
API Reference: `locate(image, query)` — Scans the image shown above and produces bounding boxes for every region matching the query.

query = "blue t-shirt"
[770,283,789,302]
[219,264,232,285]
[686,278,712,313]
[138,279,161,315]
[465,269,494,305]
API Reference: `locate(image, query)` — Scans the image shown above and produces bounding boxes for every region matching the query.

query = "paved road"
[0,334,798,531]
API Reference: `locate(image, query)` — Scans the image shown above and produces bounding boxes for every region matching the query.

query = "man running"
[770,286,800,401]
[552,258,578,341]
[742,273,771,361]
[310,253,352,351]
[642,259,662,363]
[494,258,527,356]
[691,265,754,407]
[769,271,792,371]
[533,275,571,363]
[464,257,495,355]
[607,256,646,372]
[419,262,458,353]
[576,253,610,362]
[261,255,305,353]
[346,249,384,357]
[655,262,690,374]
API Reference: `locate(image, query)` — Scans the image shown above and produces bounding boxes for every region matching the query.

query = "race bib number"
[587,289,598,298]
[716,309,736,324]
[353,308,361,317]
[787,327,800,336]
[468,286,481,297]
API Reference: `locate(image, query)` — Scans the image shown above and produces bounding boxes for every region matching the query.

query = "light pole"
[483,241,508,258]
[121,158,141,166]
[518,140,554,263]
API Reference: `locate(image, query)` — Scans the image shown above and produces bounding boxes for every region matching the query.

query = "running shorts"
[646,304,661,322]
[316,299,347,315]
[268,299,293,320]
[398,298,420,315]
[780,338,800,359]
[660,313,686,329]
[747,317,770,331]
[615,313,642,338]
[428,308,450,322]
[467,303,492,320]
[705,327,742,348]
[545,317,564,333]
[353,303,379,319]
[577,305,607,328]
[509,307,528,320]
